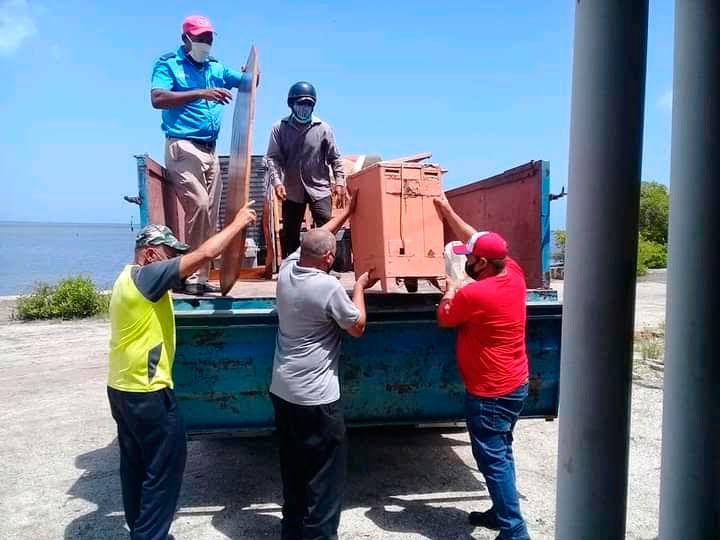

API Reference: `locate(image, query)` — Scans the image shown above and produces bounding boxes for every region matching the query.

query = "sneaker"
[468,509,501,530]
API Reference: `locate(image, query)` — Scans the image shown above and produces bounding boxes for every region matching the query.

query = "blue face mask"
[292,102,314,123]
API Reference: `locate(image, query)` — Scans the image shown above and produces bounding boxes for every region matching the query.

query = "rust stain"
[385,383,415,394]
[193,330,228,348]
[528,376,542,403]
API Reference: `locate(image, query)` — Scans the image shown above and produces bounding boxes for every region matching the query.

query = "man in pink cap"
[434,196,531,540]
[151,15,247,295]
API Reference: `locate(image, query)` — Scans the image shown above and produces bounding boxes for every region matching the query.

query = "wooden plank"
[389,151,433,163]
[262,185,275,278]
[142,155,186,242]
[210,266,268,282]
[272,191,283,268]
[220,46,260,295]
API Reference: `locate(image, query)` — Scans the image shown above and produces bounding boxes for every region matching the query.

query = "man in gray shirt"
[266,81,346,257]
[270,193,375,540]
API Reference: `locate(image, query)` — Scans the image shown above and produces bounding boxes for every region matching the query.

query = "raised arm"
[433,195,477,243]
[319,187,358,235]
[178,202,256,279]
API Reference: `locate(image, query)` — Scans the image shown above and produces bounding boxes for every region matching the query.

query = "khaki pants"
[165,138,221,284]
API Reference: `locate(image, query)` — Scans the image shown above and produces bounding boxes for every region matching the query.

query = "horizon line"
[0,220,131,226]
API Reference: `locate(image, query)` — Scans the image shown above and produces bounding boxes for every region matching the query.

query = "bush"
[637,237,667,276]
[639,182,669,245]
[15,276,110,320]
[552,230,566,263]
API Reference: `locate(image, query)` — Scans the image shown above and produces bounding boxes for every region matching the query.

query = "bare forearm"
[320,206,351,235]
[347,284,368,337]
[151,89,204,109]
[178,220,246,278]
[440,204,477,243]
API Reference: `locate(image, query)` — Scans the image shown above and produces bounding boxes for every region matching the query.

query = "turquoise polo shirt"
[151,47,244,142]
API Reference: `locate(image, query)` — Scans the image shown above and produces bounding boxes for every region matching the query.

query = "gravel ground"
[0,274,665,539]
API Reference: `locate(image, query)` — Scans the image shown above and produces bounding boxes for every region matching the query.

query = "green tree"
[639,181,669,245]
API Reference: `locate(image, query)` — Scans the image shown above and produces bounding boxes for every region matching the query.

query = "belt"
[188,139,216,152]
[168,137,216,152]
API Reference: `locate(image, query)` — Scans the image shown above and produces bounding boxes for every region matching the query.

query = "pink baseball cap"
[452,231,508,259]
[182,15,214,36]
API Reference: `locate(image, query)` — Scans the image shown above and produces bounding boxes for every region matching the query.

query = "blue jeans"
[466,383,529,540]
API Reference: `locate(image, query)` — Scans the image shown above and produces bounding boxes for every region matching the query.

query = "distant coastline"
[0,221,129,227]
[0,222,136,296]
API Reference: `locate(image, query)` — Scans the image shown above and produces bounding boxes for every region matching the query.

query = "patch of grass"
[634,327,665,362]
[15,276,110,320]
[639,338,664,361]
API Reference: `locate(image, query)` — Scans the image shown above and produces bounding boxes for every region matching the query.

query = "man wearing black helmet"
[266,81,346,257]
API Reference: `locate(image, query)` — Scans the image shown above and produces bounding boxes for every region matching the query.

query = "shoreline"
[2,271,667,332]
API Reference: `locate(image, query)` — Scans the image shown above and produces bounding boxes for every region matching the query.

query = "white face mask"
[186,37,211,63]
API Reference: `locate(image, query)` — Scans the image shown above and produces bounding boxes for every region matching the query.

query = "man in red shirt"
[435,197,530,540]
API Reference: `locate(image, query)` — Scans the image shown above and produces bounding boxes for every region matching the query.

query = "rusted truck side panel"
[445,161,551,288]
[172,293,561,435]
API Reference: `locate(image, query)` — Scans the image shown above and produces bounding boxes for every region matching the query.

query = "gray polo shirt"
[265,115,346,204]
[270,249,360,406]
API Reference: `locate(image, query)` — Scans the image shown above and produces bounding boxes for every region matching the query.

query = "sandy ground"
[552,269,667,331]
[0,274,665,540]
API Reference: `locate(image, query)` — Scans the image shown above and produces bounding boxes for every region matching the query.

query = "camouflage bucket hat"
[135,224,190,252]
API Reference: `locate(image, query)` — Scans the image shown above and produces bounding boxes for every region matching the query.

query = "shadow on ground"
[64,426,487,539]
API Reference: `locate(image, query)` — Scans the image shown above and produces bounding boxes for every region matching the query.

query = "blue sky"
[1,0,674,230]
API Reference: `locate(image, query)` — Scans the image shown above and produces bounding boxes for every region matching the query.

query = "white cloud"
[0,0,36,56]
[658,89,673,111]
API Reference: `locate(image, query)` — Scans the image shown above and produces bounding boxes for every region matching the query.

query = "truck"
[130,155,562,436]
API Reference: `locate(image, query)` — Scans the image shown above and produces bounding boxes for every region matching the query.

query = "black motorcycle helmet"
[287,81,317,106]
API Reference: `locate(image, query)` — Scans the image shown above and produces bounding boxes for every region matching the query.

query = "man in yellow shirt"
[107,202,255,540]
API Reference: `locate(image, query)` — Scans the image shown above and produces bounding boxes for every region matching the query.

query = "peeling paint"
[171,300,561,434]
[385,383,415,394]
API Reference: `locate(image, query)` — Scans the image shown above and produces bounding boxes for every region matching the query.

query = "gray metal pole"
[659,1,720,537]
[555,2,648,538]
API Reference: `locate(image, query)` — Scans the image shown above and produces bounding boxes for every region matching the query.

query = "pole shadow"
[64,426,487,539]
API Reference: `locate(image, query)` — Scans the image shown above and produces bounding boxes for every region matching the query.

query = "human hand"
[202,88,233,105]
[346,187,359,216]
[442,280,458,300]
[234,200,257,228]
[357,269,379,290]
[333,185,346,209]
[433,194,451,214]
[274,184,287,201]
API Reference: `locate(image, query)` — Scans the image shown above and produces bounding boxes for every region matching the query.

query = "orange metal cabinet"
[348,162,445,292]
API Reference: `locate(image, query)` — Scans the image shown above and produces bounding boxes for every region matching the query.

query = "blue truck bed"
[171,284,561,436]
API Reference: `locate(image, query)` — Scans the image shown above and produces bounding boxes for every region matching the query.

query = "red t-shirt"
[436,258,528,397]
